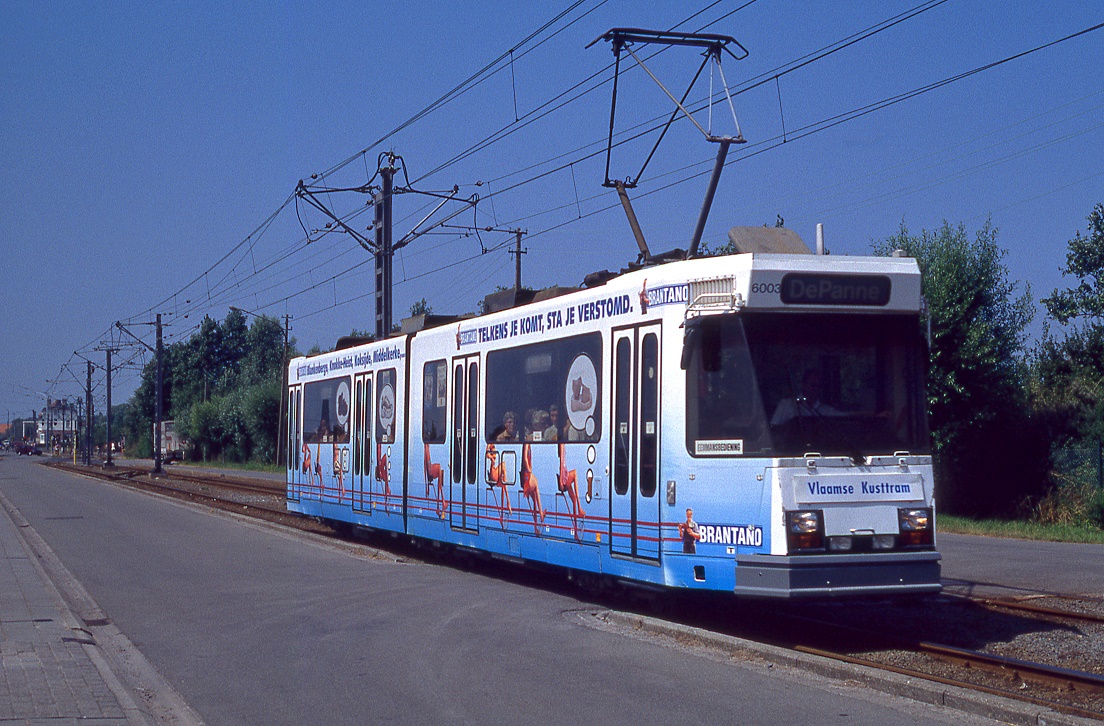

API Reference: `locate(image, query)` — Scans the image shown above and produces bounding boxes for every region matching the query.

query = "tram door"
[286,385,302,501]
[351,373,373,512]
[610,324,661,560]
[449,355,480,532]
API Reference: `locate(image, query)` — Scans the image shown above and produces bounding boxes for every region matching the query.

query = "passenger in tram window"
[678,508,702,554]
[317,400,332,442]
[544,404,563,442]
[495,411,519,442]
[526,409,549,441]
[770,368,841,427]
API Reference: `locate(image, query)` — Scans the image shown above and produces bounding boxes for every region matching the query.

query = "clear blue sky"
[1,1,1102,419]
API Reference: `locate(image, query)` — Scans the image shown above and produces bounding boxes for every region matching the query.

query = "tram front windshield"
[685,312,929,459]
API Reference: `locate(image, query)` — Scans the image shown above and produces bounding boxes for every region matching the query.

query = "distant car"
[15,442,41,456]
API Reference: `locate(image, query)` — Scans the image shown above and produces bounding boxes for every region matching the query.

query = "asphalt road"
[939,531,1104,598]
[0,456,1005,725]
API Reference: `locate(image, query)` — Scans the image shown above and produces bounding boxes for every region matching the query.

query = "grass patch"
[173,459,283,475]
[939,513,1104,544]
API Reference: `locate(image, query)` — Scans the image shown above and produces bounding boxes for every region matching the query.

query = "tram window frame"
[684,316,767,457]
[685,312,931,457]
[422,360,447,444]
[484,332,603,444]
[302,377,352,445]
[375,368,397,444]
[639,331,659,498]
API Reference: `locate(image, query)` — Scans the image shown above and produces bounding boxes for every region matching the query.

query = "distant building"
[37,399,80,447]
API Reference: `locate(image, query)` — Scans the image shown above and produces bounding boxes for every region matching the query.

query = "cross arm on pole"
[295,179,380,252]
[114,321,155,353]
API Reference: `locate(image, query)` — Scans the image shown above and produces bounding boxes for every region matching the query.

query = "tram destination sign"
[780,273,891,307]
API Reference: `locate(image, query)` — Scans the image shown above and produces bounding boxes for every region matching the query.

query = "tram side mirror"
[681,324,699,370]
[681,319,721,372]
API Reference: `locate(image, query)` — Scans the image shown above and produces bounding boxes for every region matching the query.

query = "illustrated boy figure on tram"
[678,508,702,554]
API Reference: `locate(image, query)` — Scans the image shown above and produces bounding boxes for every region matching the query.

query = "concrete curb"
[589,610,1100,726]
[0,487,205,725]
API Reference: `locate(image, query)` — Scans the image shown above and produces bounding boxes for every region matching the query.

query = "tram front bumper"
[734,551,941,598]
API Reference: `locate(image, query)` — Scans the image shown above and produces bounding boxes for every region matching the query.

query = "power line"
[314,0,602,183]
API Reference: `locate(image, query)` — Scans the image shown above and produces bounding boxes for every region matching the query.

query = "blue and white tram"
[286,250,940,598]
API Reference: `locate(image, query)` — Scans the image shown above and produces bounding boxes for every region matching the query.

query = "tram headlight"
[786,510,824,551]
[898,507,934,547]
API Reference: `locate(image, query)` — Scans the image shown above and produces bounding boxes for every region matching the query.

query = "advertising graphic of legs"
[313,442,324,494]
[375,441,391,497]
[425,443,447,518]
[300,441,312,496]
[332,446,346,502]
[520,443,545,534]
[486,444,511,525]
[557,443,584,539]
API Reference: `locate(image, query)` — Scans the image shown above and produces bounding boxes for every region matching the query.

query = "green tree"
[874,220,1045,516]
[120,310,289,465]
[186,399,222,462]
[1042,203,1104,324]
[1033,203,1104,444]
[218,309,249,390]
[238,316,286,387]
[184,316,222,403]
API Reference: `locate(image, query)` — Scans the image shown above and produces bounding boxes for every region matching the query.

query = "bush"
[1090,491,1104,529]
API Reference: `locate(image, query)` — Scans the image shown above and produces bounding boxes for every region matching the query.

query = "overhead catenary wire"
[51,5,1101,407]
[104,0,917,340]
[313,0,604,184]
[145,10,1104,340]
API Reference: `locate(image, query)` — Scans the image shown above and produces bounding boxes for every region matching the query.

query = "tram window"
[452,363,464,481]
[746,313,929,452]
[485,333,602,443]
[357,378,372,476]
[422,360,447,443]
[353,380,362,476]
[466,361,479,484]
[303,378,351,445]
[692,312,932,458]
[287,391,295,469]
[375,368,397,444]
[614,337,631,496]
[640,332,659,498]
[685,317,767,456]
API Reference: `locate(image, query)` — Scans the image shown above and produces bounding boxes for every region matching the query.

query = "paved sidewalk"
[0,490,143,725]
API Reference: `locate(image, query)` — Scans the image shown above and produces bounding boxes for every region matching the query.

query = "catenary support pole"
[154,314,163,474]
[105,349,113,467]
[85,361,93,464]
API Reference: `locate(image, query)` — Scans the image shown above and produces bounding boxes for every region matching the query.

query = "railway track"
[54,461,282,494]
[776,606,1104,719]
[41,459,1104,719]
[956,593,1104,626]
[48,461,293,519]
[793,642,1104,721]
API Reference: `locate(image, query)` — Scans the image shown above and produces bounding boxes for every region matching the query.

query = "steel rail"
[780,609,1104,717]
[48,462,288,513]
[953,594,1104,626]
[793,644,1104,721]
